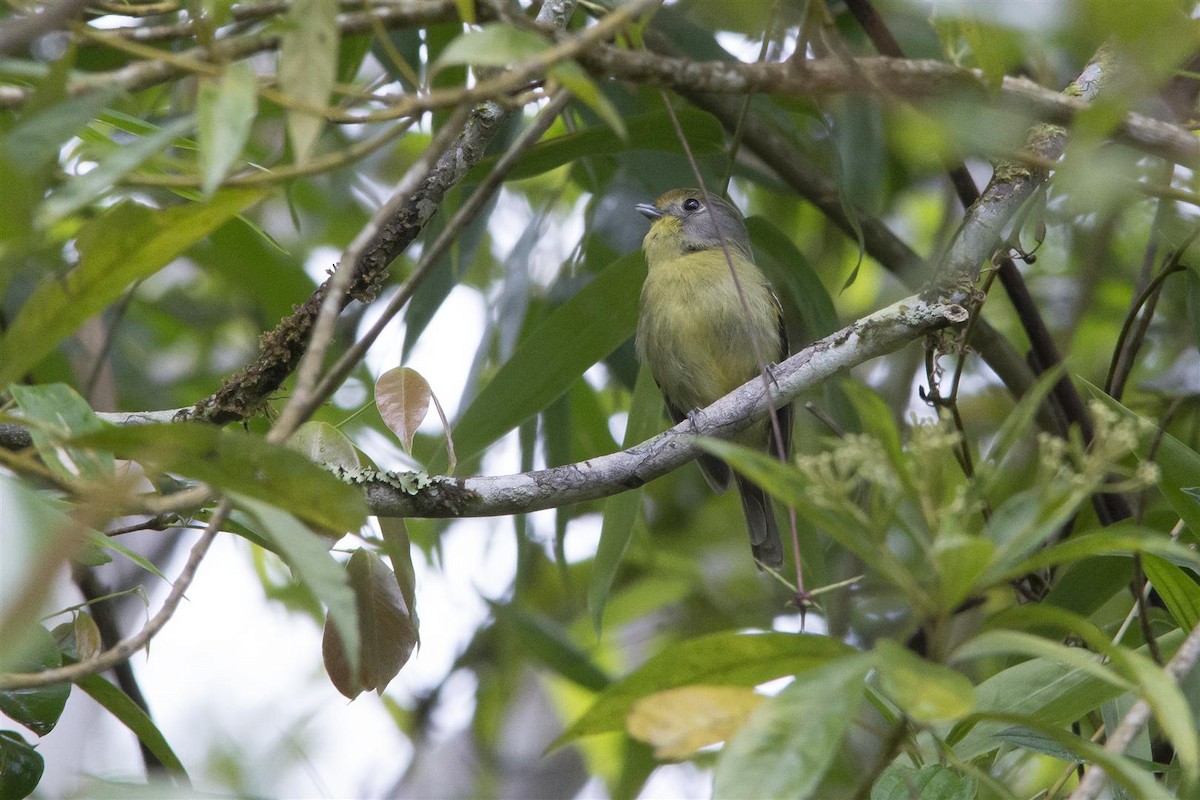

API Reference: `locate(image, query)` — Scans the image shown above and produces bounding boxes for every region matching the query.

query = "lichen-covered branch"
[572,48,1200,170]
[184,0,597,424]
[363,295,967,518]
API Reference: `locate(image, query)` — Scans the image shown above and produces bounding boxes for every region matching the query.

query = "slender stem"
[1067,618,1200,800]
[0,502,228,690]
[269,104,472,443]
[1104,259,1188,400]
[309,90,573,409]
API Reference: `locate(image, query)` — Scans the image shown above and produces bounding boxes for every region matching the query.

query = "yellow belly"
[635,249,779,415]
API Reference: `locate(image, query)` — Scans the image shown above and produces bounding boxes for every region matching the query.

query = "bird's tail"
[735,475,783,569]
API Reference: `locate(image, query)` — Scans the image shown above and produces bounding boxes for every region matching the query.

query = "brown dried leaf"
[375,367,431,453]
[322,548,417,699]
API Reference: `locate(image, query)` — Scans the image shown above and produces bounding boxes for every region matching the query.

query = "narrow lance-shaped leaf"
[72,423,366,534]
[1142,553,1200,631]
[434,22,549,71]
[37,116,194,228]
[549,62,626,139]
[198,61,258,196]
[494,604,609,693]
[450,252,645,464]
[279,0,337,162]
[75,673,190,784]
[378,517,419,639]
[237,496,360,678]
[588,364,659,632]
[0,190,263,386]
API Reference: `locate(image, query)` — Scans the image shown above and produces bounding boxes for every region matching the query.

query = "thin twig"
[268,104,472,443]
[1067,618,1200,800]
[309,91,574,408]
[0,501,228,689]
[361,295,967,518]
[1105,258,1188,401]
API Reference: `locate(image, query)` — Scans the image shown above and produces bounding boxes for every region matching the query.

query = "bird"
[634,188,791,569]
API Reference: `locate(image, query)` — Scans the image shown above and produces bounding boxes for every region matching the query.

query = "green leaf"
[1142,553,1200,631]
[287,421,361,471]
[549,62,625,139]
[71,423,367,533]
[37,116,194,228]
[990,526,1200,584]
[951,621,1188,762]
[435,23,549,70]
[839,382,906,479]
[697,438,925,602]
[85,531,168,581]
[0,87,117,249]
[933,535,994,612]
[378,518,418,638]
[713,652,874,800]
[322,548,416,699]
[464,109,726,183]
[977,365,1064,492]
[952,629,1132,693]
[1083,382,1200,538]
[747,216,839,340]
[0,730,43,800]
[0,626,68,737]
[979,599,1194,764]
[871,765,977,800]
[1186,269,1200,355]
[451,252,645,463]
[197,61,258,195]
[0,190,263,385]
[557,631,852,745]
[980,714,1163,798]
[237,496,359,677]
[279,0,338,162]
[875,641,975,723]
[588,364,658,632]
[495,604,609,692]
[9,383,113,483]
[75,673,189,783]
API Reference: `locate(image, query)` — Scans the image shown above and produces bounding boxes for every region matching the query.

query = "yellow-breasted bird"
[634,188,791,569]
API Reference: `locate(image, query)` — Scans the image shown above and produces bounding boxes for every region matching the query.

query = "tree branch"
[180,0,603,425]
[572,48,1200,170]
[362,295,967,518]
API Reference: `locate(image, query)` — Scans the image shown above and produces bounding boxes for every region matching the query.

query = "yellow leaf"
[626,685,763,760]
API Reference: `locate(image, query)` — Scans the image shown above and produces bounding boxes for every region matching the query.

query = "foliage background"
[1,0,1200,798]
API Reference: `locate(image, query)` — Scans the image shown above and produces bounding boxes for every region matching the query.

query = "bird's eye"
[682,198,701,211]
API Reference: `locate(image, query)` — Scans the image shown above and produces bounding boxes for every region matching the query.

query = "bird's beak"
[634,202,662,220]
